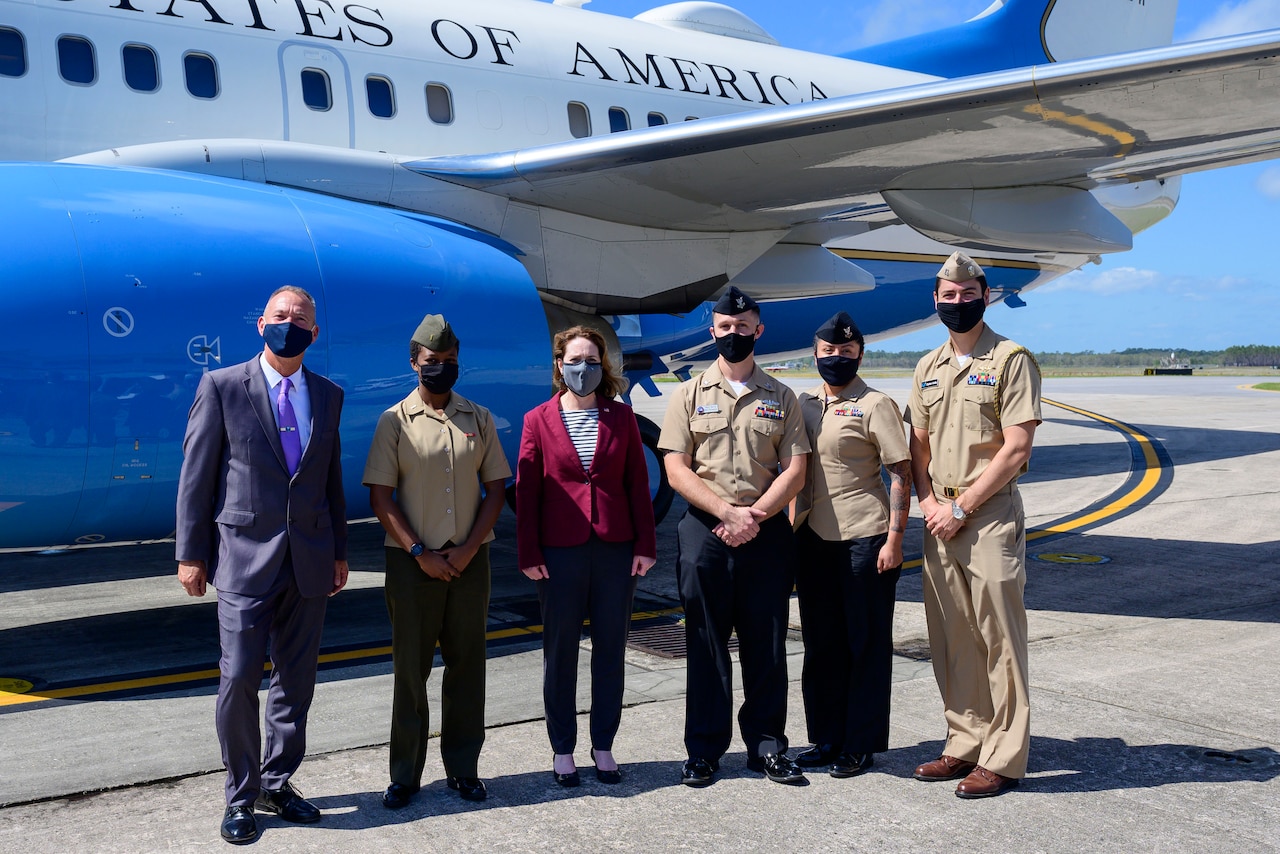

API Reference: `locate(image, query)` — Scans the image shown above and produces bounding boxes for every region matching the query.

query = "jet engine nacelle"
[0,163,552,549]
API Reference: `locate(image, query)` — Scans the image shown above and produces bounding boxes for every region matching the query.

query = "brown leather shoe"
[913,755,977,781]
[955,765,1020,798]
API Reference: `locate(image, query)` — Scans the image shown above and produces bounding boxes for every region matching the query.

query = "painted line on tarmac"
[900,396,1172,570]
[0,607,683,709]
[2,397,1169,708]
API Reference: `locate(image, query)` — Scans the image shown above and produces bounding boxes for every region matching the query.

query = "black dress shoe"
[446,776,488,801]
[795,744,839,768]
[590,748,622,785]
[382,782,419,810]
[220,805,258,845]
[680,757,718,787]
[255,782,320,824]
[747,753,806,785]
[830,752,874,778]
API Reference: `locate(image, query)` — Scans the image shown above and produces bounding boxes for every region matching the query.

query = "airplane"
[2,0,1280,550]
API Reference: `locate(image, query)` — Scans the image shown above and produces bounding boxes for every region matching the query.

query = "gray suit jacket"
[176,358,347,599]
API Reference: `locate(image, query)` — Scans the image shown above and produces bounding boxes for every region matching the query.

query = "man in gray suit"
[176,285,349,845]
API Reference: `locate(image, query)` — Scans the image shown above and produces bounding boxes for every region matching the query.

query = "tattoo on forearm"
[886,460,912,533]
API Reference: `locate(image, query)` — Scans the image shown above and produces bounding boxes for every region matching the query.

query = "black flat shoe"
[382,782,419,810]
[220,805,258,845]
[255,782,320,823]
[830,752,874,778]
[590,748,622,785]
[552,755,580,788]
[447,776,488,801]
[795,744,839,768]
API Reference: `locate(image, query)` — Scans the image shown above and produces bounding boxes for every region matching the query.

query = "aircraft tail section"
[844,0,1178,78]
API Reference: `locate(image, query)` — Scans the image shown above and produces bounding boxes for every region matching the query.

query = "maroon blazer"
[516,395,657,570]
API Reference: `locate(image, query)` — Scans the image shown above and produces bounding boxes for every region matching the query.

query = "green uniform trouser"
[384,544,490,785]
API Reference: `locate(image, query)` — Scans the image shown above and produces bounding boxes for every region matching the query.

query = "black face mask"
[816,355,861,388]
[937,297,986,333]
[262,321,314,358]
[418,362,459,395]
[715,331,757,364]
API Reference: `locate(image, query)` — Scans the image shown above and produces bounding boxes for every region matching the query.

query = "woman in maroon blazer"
[516,325,657,787]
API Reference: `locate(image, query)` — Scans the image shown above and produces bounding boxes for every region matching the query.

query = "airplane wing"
[70,28,1280,309]
[405,27,1280,250]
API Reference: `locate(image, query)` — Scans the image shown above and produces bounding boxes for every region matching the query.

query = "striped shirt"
[560,408,600,470]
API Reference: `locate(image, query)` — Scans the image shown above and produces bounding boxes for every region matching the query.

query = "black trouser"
[795,524,900,754]
[537,535,638,754]
[677,508,794,762]
[384,544,490,785]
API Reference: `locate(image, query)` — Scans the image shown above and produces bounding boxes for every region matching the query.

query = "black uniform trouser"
[795,524,900,754]
[677,508,794,762]
[384,544,490,786]
[538,536,638,755]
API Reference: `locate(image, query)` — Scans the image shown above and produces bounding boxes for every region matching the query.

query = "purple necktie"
[277,377,302,476]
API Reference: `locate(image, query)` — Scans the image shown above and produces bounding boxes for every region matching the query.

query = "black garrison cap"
[712,286,759,316]
[815,311,862,345]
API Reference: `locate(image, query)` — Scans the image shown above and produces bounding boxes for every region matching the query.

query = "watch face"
[952,503,964,519]
[410,544,424,556]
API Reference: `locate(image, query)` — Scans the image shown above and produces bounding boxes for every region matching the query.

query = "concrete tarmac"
[0,375,1278,852]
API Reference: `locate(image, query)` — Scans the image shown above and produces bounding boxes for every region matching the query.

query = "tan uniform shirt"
[796,377,910,541]
[362,389,512,551]
[658,361,810,506]
[904,326,1042,494]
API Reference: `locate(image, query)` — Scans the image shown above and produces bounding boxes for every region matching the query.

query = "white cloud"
[1039,266,1253,298]
[1184,0,1280,41]
[1256,166,1280,199]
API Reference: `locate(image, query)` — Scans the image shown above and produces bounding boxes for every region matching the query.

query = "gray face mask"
[561,361,603,397]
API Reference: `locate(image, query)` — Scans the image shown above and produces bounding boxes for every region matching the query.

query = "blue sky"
[588,0,1280,353]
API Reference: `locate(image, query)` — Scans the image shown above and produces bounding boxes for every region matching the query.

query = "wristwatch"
[409,542,425,557]
[950,501,967,522]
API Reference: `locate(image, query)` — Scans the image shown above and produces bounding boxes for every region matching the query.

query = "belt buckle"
[942,486,961,498]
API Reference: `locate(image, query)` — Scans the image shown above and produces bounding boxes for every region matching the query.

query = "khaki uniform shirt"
[796,377,910,541]
[362,389,512,551]
[658,361,810,506]
[904,325,1042,495]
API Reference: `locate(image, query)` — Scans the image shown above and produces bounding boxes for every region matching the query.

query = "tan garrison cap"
[411,314,459,351]
[937,251,984,283]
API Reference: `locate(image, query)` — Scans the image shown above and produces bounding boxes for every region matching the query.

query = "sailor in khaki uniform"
[792,312,912,779]
[362,315,512,809]
[905,252,1041,799]
[658,286,811,787]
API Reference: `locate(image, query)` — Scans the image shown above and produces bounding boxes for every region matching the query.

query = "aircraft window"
[608,107,630,133]
[300,68,331,111]
[122,44,158,92]
[647,112,667,127]
[567,102,590,138]
[425,83,453,124]
[57,36,95,85]
[0,27,25,78]
[183,52,218,99]
[366,75,395,118]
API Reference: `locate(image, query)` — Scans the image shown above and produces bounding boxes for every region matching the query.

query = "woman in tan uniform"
[793,311,912,778]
